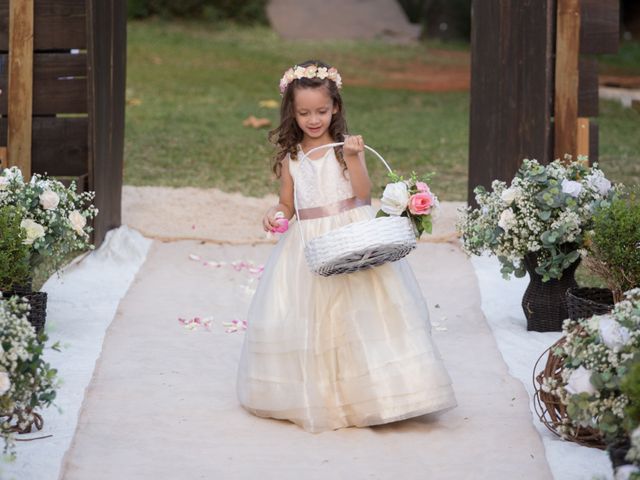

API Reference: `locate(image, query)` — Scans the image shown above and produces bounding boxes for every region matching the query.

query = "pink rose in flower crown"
[408,192,435,215]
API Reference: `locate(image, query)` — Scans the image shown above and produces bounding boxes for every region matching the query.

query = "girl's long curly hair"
[269,60,348,178]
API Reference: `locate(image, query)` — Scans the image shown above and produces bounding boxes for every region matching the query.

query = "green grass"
[599,39,640,76]
[124,20,639,201]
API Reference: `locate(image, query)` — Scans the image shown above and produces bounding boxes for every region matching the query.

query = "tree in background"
[397,0,471,41]
[127,0,268,24]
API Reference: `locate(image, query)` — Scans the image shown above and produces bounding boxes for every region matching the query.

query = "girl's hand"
[263,206,289,233]
[262,206,280,232]
[343,135,364,160]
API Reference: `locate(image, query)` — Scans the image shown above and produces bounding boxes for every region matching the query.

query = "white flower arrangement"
[0,295,59,458]
[0,166,98,277]
[457,157,617,281]
[542,289,640,443]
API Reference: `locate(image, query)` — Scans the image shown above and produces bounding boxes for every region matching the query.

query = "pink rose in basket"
[408,192,434,215]
[416,181,431,194]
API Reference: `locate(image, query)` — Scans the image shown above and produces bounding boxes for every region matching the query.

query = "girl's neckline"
[298,144,333,161]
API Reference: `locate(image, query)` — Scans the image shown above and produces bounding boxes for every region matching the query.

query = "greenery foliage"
[622,359,640,431]
[585,188,640,302]
[0,296,59,458]
[0,207,30,292]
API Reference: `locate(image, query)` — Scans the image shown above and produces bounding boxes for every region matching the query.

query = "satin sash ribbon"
[297,196,371,220]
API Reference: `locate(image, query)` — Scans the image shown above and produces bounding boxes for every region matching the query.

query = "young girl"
[236,60,457,433]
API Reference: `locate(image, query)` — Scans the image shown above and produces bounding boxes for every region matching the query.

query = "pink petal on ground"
[189,254,201,261]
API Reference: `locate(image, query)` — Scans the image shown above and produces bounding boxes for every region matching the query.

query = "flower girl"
[236,60,457,432]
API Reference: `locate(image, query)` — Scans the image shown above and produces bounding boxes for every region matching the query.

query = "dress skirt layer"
[235,204,457,433]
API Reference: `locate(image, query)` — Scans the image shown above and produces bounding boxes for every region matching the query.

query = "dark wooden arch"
[468,0,620,206]
[0,0,126,246]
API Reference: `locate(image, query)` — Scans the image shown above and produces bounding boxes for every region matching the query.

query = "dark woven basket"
[566,287,614,321]
[3,290,48,334]
[607,438,632,469]
[522,253,580,332]
[9,280,33,296]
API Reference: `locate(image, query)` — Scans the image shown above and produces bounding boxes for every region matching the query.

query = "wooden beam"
[7,0,34,179]
[576,117,590,163]
[554,0,581,162]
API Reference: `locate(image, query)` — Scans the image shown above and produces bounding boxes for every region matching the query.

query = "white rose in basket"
[598,315,631,351]
[561,179,583,198]
[0,371,10,395]
[39,189,60,210]
[498,208,516,232]
[69,210,87,236]
[586,171,612,196]
[500,187,519,205]
[380,182,410,216]
[20,218,46,245]
[565,366,597,395]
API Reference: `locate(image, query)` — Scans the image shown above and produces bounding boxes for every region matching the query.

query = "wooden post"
[468,0,555,207]
[7,0,34,178]
[576,117,590,163]
[554,0,581,162]
[0,146,6,167]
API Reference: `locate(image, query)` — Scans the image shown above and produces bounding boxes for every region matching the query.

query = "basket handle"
[293,142,392,248]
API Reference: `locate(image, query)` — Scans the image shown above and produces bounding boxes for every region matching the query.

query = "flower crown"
[279,64,342,95]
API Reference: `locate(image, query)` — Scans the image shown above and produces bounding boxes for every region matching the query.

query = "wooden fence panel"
[580,0,619,55]
[0,52,87,114]
[0,117,88,176]
[0,0,86,51]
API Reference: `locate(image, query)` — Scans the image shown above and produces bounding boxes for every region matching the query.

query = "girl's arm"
[343,135,372,201]
[262,156,295,232]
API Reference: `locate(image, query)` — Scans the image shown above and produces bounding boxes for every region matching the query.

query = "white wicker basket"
[295,142,417,277]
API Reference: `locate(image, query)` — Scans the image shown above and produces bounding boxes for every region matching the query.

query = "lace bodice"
[288,146,355,209]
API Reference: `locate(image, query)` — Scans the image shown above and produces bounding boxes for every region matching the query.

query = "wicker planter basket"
[296,142,417,277]
[3,290,48,334]
[566,287,614,321]
[521,252,580,332]
[532,335,606,449]
[0,409,44,434]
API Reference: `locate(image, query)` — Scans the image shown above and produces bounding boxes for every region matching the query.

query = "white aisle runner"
[56,240,552,480]
[1,226,151,480]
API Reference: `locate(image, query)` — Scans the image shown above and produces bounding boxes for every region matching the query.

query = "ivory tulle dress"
[235,146,457,432]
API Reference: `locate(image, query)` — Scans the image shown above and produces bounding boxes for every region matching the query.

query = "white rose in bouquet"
[498,208,516,232]
[20,218,45,245]
[0,371,10,395]
[598,315,631,351]
[68,210,87,235]
[500,187,519,205]
[380,182,409,216]
[565,366,597,395]
[39,189,60,210]
[561,179,583,197]
[586,171,612,196]
[0,177,8,190]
